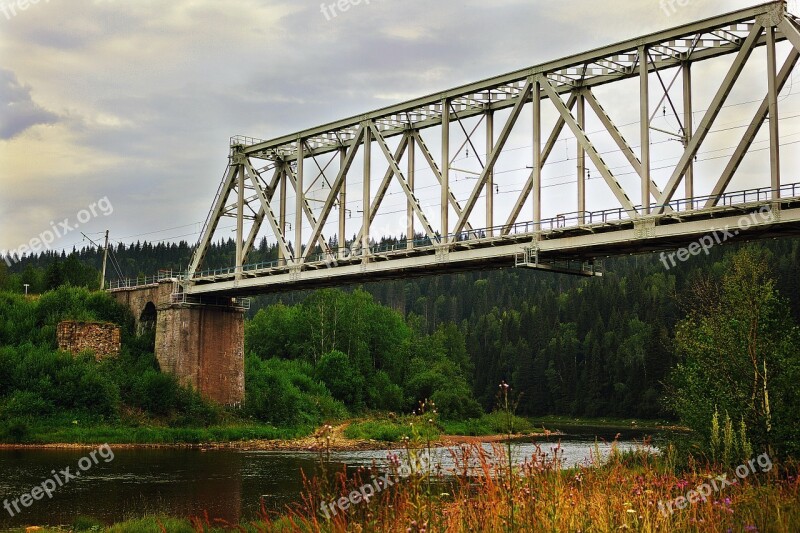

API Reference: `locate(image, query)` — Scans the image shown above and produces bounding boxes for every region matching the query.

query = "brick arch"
[139,301,157,335]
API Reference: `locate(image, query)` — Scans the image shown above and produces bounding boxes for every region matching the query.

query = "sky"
[1,0,799,267]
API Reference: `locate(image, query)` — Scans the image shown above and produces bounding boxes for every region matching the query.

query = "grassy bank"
[4,414,672,447]
[2,420,313,446]
[14,445,800,532]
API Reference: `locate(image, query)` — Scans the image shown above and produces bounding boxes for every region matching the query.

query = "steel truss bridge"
[172,2,800,297]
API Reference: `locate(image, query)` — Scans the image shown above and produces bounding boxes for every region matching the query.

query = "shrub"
[316,351,365,408]
[245,356,307,425]
[432,388,483,420]
[0,418,30,443]
[245,356,346,426]
[367,371,404,412]
[2,390,53,417]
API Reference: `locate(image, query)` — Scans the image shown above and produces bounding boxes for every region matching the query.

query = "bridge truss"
[184,1,800,296]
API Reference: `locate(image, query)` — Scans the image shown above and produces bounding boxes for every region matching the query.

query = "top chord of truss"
[235,1,792,162]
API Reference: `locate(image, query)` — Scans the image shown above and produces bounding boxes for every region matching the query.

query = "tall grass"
[248,442,799,532]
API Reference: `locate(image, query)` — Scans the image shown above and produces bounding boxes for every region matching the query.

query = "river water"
[0,427,655,529]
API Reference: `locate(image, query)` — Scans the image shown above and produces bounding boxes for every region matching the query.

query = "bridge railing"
[108,270,177,290]
[180,182,800,282]
[230,135,266,148]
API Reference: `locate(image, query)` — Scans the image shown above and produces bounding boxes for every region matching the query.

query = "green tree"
[668,246,800,458]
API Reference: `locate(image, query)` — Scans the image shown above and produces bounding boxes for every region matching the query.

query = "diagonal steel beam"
[541,78,637,214]
[704,46,800,208]
[243,159,295,264]
[583,89,668,205]
[655,24,763,213]
[778,16,800,51]
[411,130,474,232]
[301,127,365,261]
[188,163,238,277]
[369,124,439,242]
[503,93,578,233]
[452,78,534,239]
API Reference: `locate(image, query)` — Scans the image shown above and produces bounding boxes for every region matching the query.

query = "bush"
[316,351,365,408]
[0,418,30,442]
[0,344,120,421]
[431,388,483,420]
[367,371,404,412]
[245,356,347,426]
[2,390,53,417]
[244,357,305,426]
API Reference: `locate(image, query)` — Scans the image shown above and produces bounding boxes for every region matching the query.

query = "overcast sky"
[2,0,798,263]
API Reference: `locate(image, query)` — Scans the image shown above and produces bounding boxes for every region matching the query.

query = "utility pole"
[100,230,109,290]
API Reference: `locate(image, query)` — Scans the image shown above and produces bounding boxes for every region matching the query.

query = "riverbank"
[528,415,688,432]
[0,422,546,453]
[0,414,675,452]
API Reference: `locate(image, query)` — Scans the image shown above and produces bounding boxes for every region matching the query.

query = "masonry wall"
[57,321,121,359]
[155,304,245,406]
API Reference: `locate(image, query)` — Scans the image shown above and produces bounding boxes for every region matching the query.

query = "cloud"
[0,68,59,139]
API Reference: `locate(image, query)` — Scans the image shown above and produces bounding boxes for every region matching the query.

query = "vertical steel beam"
[279,165,287,264]
[338,146,347,258]
[362,123,372,257]
[577,91,586,224]
[486,110,494,236]
[767,25,781,199]
[295,141,304,262]
[683,62,694,207]
[640,46,651,215]
[504,93,577,233]
[235,165,244,279]
[441,99,450,238]
[533,80,542,230]
[407,131,415,248]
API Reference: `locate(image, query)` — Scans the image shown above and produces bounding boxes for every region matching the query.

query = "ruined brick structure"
[57,321,121,359]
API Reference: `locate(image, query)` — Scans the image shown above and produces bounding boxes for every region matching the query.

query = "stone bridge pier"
[110,281,244,406]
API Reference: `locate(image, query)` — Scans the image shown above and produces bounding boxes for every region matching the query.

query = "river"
[0,427,656,529]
